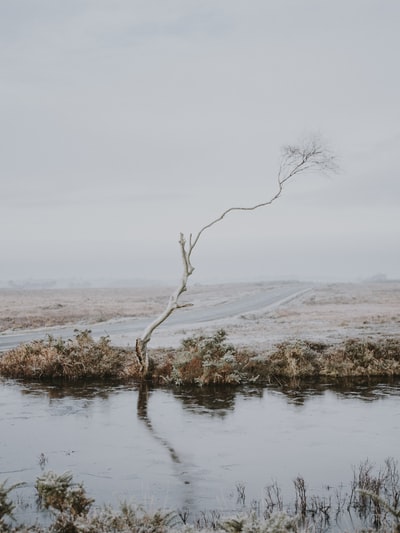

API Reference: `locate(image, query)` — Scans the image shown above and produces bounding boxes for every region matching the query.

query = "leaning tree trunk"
[135,233,194,378]
[134,136,337,378]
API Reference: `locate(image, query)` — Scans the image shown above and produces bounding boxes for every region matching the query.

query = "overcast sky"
[1,0,399,285]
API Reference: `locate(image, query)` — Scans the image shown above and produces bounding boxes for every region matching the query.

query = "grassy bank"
[1,329,400,384]
[0,330,139,380]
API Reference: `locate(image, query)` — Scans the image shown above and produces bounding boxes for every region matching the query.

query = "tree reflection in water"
[136,382,200,511]
[137,382,182,465]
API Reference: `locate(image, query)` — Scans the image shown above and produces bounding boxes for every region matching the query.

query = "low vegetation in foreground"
[1,329,400,384]
[2,459,400,532]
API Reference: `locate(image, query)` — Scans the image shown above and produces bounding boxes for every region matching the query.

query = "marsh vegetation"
[1,329,400,383]
[2,460,400,532]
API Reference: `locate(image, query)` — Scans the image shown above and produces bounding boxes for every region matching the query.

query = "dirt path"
[1,281,399,351]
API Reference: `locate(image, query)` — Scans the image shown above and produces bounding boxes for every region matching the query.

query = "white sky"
[1,0,399,284]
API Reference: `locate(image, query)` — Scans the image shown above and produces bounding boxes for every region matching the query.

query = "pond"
[1,378,400,527]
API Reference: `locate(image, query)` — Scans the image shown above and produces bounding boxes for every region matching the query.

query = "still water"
[1,378,400,522]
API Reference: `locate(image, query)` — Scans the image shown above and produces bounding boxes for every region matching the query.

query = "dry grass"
[321,338,400,377]
[151,332,400,385]
[0,286,174,331]
[0,283,262,332]
[1,329,400,384]
[0,330,141,380]
[262,338,400,381]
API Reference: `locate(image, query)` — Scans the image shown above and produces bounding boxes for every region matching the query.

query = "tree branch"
[188,135,337,259]
[139,234,192,349]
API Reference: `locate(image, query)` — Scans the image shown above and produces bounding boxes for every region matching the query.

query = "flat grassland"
[1,281,399,351]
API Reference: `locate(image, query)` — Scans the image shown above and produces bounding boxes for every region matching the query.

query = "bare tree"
[135,135,337,377]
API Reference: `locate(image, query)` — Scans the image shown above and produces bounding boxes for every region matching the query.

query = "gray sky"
[1,0,399,285]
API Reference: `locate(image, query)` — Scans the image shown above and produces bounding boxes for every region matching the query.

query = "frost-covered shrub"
[322,338,400,377]
[222,511,298,533]
[265,341,325,378]
[163,329,256,386]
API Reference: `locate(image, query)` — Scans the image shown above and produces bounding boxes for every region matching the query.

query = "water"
[1,378,400,525]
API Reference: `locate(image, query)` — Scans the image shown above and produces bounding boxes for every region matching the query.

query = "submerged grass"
[1,329,400,384]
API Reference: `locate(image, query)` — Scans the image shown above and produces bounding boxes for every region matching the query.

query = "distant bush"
[0,330,140,380]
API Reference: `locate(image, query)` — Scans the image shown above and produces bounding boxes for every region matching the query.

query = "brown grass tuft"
[0,330,141,380]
